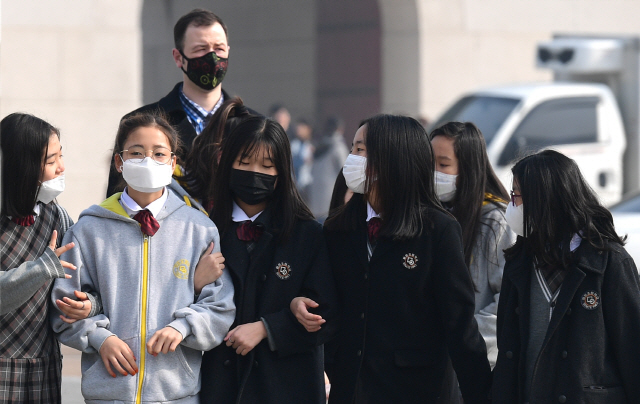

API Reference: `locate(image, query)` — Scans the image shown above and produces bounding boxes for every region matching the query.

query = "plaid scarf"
[0,203,71,403]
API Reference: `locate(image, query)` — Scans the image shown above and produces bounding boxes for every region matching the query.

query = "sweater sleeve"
[260,230,339,358]
[433,220,492,404]
[168,232,236,351]
[0,247,66,315]
[50,232,114,353]
[168,268,236,351]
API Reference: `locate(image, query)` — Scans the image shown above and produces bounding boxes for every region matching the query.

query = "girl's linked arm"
[261,230,339,358]
[169,268,236,351]
[0,230,73,315]
[50,232,113,353]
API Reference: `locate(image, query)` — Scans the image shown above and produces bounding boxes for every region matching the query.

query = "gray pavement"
[61,345,83,404]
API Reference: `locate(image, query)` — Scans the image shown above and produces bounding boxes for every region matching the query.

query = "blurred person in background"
[269,103,292,138]
[309,116,349,221]
[291,119,314,201]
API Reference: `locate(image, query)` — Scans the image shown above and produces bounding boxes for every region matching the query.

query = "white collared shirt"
[366,202,380,222]
[120,187,168,218]
[232,201,263,223]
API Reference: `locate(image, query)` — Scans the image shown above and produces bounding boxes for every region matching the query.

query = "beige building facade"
[2,0,640,219]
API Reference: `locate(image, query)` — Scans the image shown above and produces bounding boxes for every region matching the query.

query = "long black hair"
[430,121,509,266]
[504,149,625,268]
[1,113,60,218]
[183,97,251,205]
[326,114,447,239]
[210,116,313,242]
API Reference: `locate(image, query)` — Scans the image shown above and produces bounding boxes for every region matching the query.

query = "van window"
[430,95,520,144]
[498,97,599,166]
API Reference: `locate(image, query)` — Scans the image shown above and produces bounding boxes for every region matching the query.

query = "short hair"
[1,113,60,217]
[174,9,228,52]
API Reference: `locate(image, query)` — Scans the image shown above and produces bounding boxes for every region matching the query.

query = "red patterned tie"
[367,217,382,242]
[133,209,160,236]
[12,215,35,227]
[236,220,263,242]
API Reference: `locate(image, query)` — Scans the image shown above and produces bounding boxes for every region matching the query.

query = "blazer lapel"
[542,266,585,345]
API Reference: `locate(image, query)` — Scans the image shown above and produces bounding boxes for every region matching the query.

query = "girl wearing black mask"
[199,116,338,404]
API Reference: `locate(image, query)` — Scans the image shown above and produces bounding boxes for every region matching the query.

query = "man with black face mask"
[107,8,257,197]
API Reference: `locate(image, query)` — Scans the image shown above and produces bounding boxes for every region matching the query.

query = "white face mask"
[343,154,367,194]
[435,171,457,202]
[505,201,525,237]
[37,174,65,204]
[121,158,173,193]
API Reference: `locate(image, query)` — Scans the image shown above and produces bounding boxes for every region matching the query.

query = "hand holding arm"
[194,242,225,295]
[56,290,92,324]
[290,297,325,332]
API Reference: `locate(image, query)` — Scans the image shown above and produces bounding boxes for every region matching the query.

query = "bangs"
[238,136,277,165]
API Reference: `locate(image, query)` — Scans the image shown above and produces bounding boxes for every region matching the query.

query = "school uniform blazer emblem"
[275,262,292,280]
[402,253,419,269]
[173,259,190,280]
[581,291,600,310]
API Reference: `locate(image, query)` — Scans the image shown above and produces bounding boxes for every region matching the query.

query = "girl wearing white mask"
[297,115,492,403]
[493,150,640,403]
[430,121,516,371]
[51,113,236,404]
[0,113,88,401]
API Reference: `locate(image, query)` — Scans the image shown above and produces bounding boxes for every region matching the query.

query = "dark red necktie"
[12,215,35,227]
[236,220,263,242]
[367,217,382,242]
[133,209,160,236]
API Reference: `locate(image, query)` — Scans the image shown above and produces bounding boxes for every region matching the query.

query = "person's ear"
[114,154,124,173]
[172,48,184,69]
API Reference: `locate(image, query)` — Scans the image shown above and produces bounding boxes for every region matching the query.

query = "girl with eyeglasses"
[199,116,338,404]
[430,121,516,373]
[306,114,491,403]
[492,150,640,403]
[0,113,89,401]
[51,113,236,404]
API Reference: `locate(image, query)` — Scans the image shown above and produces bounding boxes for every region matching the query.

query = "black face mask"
[179,50,228,91]
[229,168,277,206]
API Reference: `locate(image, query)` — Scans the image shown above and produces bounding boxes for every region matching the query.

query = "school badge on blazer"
[173,259,190,280]
[402,253,419,269]
[275,262,292,280]
[581,291,600,310]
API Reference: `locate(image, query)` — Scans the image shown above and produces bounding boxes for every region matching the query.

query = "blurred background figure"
[291,118,315,202]
[309,116,349,221]
[269,103,292,138]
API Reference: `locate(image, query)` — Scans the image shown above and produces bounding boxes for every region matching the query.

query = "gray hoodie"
[51,191,236,404]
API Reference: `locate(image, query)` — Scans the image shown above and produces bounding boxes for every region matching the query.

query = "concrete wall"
[0,0,143,220]
[141,0,317,125]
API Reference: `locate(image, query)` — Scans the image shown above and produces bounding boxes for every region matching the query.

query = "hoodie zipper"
[136,234,150,403]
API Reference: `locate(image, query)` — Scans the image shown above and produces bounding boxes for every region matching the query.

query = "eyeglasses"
[120,146,174,165]
[510,190,522,205]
